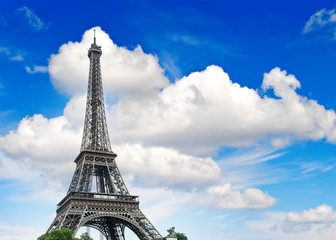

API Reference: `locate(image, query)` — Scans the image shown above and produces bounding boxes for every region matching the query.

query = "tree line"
[38,228,188,240]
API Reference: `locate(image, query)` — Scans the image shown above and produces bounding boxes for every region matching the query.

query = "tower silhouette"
[47,30,162,240]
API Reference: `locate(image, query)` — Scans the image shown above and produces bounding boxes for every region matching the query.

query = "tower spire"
[94,29,96,45]
[80,30,112,152]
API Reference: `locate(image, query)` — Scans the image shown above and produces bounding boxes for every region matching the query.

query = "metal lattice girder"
[47,32,163,240]
[48,194,161,240]
[67,151,129,195]
[81,36,112,152]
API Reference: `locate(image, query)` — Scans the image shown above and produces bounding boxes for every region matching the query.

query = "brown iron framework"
[47,31,162,240]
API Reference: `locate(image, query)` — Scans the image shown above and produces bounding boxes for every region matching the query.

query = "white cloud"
[105,66,336,156]
[287,204,336,223]
[217,149,287,189]
[48,27,336,156]
[0,47,25,61]
[0,119,274,211]
[0,221,40,240]
[0,114,81,177]
[300,161,335,175]
[115,143,221,189]
[303,8,336,33]
[0,113,221,190]
[49,27,169,96]
[63,94,86,129]
[17,6,46,31]
[10,54,24,61]
[245,209,336,240]
[25,65,48,73]
[194,183,276,210]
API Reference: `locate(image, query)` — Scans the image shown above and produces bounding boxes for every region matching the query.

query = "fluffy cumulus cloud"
[0,114,80,164]
[245,206,336,240]
[48,27,336,156]
[194,183,276,210]
[286,204,336,223]
[0,114,81,182]
[106,66,336,156]
[49,27,169,96]
[303,8,336,33]
[0,114,221,190]
[0,112,272,210]
[115,143,221,188]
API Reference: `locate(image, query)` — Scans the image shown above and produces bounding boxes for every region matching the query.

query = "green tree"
[37,234,49,240]
[79,232,93,240]
[164,232,188,240]
[37,228,93,240]
[176,232,188,240]
[48,228,73,240]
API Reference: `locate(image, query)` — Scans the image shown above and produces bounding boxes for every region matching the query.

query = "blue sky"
[1,1,336,240]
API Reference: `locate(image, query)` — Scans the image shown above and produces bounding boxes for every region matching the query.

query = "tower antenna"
[94,29,96,44]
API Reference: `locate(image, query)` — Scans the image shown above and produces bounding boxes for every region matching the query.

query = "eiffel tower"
[47,30,162,240]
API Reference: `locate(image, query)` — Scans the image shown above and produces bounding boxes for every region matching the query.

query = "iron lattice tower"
[47,31,162,240]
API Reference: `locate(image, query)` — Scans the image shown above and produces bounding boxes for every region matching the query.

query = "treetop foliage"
[37,228,93,240]
[163,232,188,240]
